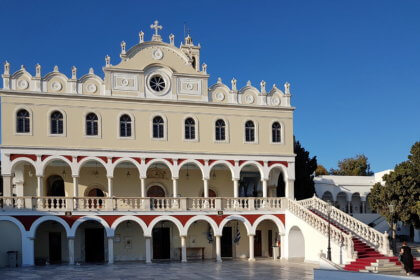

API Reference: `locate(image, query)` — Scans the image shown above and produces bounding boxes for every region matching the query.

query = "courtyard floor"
[0,259,317,280]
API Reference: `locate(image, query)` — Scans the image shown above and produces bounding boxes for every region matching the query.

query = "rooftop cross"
[150,20,162,36]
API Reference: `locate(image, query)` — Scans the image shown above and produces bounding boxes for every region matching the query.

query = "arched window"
[245,121,255,142]
[215,119,226,141]
[16,109,30,133]
[50,111,64,135]
[272,122,281,143]
[184,117,196,140]
[119,114,132,137]
[86,113,98,136]
[153,116,164,138]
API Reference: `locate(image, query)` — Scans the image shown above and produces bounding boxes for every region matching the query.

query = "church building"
[0,21,392,271]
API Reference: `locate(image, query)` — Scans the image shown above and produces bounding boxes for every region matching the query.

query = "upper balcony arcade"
[1,152,294,213]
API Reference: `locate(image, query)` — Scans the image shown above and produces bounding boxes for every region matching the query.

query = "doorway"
[254,230,262,257]
[268,230,273,257]
[153,227,170,259]
[221,227,233,258]
[85,228,104,263]
[49,232,62,264]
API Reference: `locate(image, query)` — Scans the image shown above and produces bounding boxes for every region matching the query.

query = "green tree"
[294,139,317,200]
[368,142,420,227]
[315,165,329,176]
[330,154,373,176]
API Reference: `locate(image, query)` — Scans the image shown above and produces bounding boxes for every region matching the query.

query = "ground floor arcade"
[0,213,304,267]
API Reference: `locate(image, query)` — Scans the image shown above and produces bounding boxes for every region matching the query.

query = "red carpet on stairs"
[309,209,404,272]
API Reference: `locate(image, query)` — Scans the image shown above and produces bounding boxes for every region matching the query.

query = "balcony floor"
[0,259,316,280]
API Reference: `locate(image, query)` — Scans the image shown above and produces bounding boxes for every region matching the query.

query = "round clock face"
[152,48,164,60]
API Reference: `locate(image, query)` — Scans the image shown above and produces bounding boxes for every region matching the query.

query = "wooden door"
[49,232,62,264]
[221,227,232,258]
[153,227,170,259]
[254,230,262,257]
[85,228,104,263]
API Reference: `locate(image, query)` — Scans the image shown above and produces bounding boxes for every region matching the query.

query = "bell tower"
[180,34,201,72]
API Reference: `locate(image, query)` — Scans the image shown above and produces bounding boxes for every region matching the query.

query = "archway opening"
[288,226,305,260]
[178,162,203,197]
[151,221,180,260]
[44,159,71,197]
[186,220,215,260]
[321,191,333,203]
[239,165,261,197]
[208,163,233,197]
[74,220,107,263]
[47,175,65,196]
[351,193,361,214]
[10,161,36,196]
[336,192,348,213]
[113,161,139,197]
[268,167,286,197]
[255,220,281,258]
[145,162,171,197]
[113,221,145,262]
[221,220,248,259]
[34,220,68,265]
[0,221,22,267]
[79,160,108,199]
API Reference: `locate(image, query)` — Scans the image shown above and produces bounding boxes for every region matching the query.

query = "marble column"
[203,179,209,198]
[181,236,187,262]
[215,235,222,262]
[36,176,43,197]
[286,179,294,199]
[248,235,255,261]
[68,237,75,265]
[107,177,113,197]
[145,237,152,263]
[140,178,146,198]
[107,237,114,264]
[233,179,239,198]
[72,176,78,197]
[22,237,35,266]
[262,179,268,198]
[172,178,178,198]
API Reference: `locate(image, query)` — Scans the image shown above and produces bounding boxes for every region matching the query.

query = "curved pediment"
[112,42,199,75]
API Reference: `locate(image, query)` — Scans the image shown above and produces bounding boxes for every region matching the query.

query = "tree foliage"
[368,142,420,227]
[315,165,329,176]
[294,139,317,200]
[330,154,373,176]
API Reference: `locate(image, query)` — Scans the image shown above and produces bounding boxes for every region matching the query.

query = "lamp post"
[327,200,333,261]
[388,202,397,255]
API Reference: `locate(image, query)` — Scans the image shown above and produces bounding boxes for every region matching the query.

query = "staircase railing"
[286,198,356,259]
[298,196,391,256]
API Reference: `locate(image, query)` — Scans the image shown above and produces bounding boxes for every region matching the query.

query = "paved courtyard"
[0,260,317,280]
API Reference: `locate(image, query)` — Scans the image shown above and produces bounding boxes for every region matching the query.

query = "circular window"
[149,75,166,92]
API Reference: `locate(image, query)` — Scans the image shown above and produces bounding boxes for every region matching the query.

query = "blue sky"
[1,0,419,172]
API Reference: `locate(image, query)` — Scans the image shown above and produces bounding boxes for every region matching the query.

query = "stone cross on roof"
[150,20,163,41]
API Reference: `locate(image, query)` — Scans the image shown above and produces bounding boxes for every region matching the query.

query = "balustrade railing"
[0,196,287,212]
[297,196,390,255]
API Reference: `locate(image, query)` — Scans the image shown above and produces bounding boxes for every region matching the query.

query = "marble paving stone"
[0,260,317,280]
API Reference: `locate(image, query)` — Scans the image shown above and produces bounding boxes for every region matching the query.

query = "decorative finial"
[284,82,290,95]
[217,77,222,84]
[246,80,251,86]
[105,55,111,67]
[184,34,193,45]
[273,83,277,89]
[121,41,126,55]
[169,34,175,45]
[71,66,77,79]
[53,65,59,72]
[260,80,266,93]
[21,65,26,70]
[231,78,237,91]
[150,20,163,41]
[139,31,144,43]
[4,61,10,75]
[35,63,41,77]
[202,63,207,74]
[89,67,94,74]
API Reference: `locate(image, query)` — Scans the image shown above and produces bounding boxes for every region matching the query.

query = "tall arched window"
[50,111,64,135]
[153,116,164,138]
[272,122,281,143]
[86,113,98,136]
[120,114,132,137]
[215,119,226,141]
[16,109,30,133]
[245,121,255,142]
[184,117,196,140]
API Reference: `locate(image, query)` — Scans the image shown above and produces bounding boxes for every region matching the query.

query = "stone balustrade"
[0,196,286,212]
[298,196,391,256]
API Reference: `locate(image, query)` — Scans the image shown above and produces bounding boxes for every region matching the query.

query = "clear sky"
[1,0,419,172]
